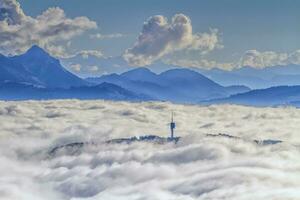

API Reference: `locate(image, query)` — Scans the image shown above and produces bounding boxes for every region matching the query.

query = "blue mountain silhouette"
[0,46,151,101]
[0,53,40,85]
[11,45,87,88]
[0,81,151,101]
[203,86,300,107]
[87,68,250,103]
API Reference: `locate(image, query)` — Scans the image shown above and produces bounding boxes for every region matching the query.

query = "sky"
[1,0,300,76]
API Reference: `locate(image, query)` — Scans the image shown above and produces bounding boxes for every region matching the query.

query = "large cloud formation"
[0,0,97,56]
[0,100,299,199]
[123,14,222,66]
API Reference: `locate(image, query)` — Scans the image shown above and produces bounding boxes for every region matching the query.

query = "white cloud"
[164,58,235,70]
[68,64,100,73]
[90,33,125,40]
[69,63,82,72]
[123,14,222,66]
[0,100,299,199]
[68,63,100,73]
[48,49,104,59]
[88,65,99,72]
[288,50,300,64]
[238,50,289,68]
[77,50,104,59]
[44,44,72,58]
[167,49,300,70]
[237,49,300,68]
[0,0,97,56]
[0,0,25,24]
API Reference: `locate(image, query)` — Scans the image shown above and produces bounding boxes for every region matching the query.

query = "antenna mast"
[170,111,176,139]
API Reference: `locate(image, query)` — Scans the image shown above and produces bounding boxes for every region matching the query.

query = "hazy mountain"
[11,45,87,88]
[225,85,251,96]
[158,68,228,101]
[203,86,300,107]
[0,82,151,101]
[86,68,250,103]
[0,54,40,85]
[121,68,159,82]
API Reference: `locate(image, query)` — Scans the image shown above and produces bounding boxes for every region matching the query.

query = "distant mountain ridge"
[0,82,151,101]
[202,85,300,107]
[86,68,251,103]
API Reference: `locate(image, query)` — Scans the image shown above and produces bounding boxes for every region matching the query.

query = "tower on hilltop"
[170,112,176,139]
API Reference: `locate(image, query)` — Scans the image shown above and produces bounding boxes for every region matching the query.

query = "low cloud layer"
[0,100,299,199]
[167,49,300,70]
[239,49,300,68]
[90,33,125,40]
[123,14,222,66]
[0,0,97,56]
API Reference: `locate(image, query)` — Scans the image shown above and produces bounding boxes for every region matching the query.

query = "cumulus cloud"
[239,50,288,68]
[58,49,105,60]
[87,65,99,72]
[0,0,25,24]
[90,33,125,40]
[164,58,235,70]
[76,50,104,59]
[167,49,300,70]
[68,63,100,73]
[288,50,300,64]
[0,0,97,56]
[123,14,222,66]
[0,100,299,199]
[69,63,82,72]
[237,49,300,69]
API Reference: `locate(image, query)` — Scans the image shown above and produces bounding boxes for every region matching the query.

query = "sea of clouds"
[0,100,299,200]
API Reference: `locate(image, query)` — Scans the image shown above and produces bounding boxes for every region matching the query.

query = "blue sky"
[2,0,300,76]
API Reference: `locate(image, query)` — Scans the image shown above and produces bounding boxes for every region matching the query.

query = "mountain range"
[2,45,300,107]
[87,68,250,103]
[63,53,300,89]
[0,82,149,101]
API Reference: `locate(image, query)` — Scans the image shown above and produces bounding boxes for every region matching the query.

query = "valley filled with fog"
[0,100,299,200]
